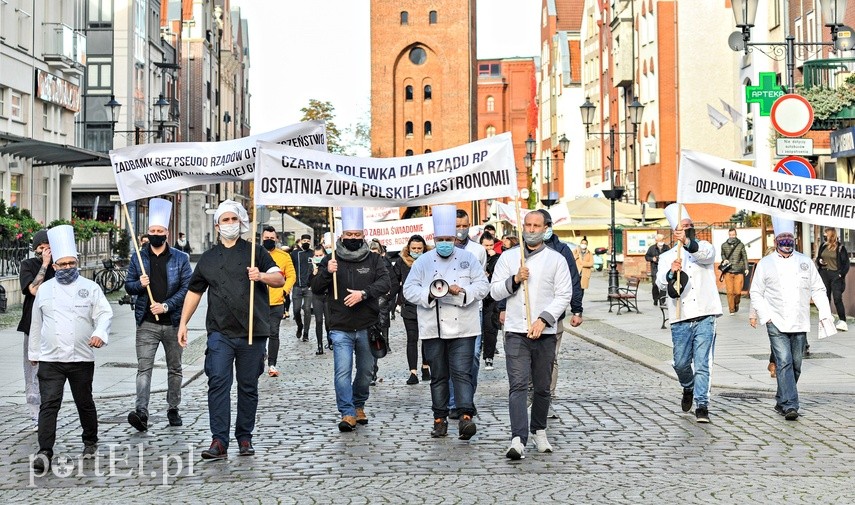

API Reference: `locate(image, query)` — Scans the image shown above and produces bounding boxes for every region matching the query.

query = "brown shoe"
[355,407,368,425]
[768,362,777,378]
[338,415,357,432]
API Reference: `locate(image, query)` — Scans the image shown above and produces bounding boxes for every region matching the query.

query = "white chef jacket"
[656,240,723,323]
[402,248,489,339]
[750,251,832,333]
[29,277,112,362]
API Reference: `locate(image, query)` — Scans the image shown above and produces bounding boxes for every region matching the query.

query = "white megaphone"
[429,278,449,298]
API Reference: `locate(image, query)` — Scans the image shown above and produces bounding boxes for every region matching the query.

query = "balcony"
[801,58,855,129]
[43,23,86,71]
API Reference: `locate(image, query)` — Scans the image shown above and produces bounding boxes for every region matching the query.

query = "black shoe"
[804,345,811,357]
[315,346,324,355]
[32,450,52,472]
[238,440,255,456]
[82,442,97,459]
[167,408,183,427]
[128,410,148,432]
[448,409,460,420]
[406,372,419,385]
[695,406,710,423]
[681,388,693,413]
[296,329,303,339]
[431,418,448,438]
[201,439,228,460]
[784,409,799,421]
[421,368,431,381]
[302,336,309,342]
[774,404,785,416]
[458,415,477,440]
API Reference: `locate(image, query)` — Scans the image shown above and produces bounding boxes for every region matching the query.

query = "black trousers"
[820,269,847,321]
[481,298,499,360]
[403,316,427,371]
[37,361,98,455]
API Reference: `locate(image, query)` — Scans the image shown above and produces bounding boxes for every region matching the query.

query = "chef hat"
[664,203,690,230]
[148,198,172,230]
[771,216,795,237]
[214,199,250,232]
[47,225,77,261]
[341,207,364,232]
[432,205,457,237]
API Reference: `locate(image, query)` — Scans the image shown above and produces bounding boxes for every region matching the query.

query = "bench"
[607,276,641,315]
[658,293,669,329]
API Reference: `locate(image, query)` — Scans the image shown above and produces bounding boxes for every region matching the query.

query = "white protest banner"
[493,201,570,227]
[678,149,855,229]
[364,217,434,252]
[254,133,517,207]
[110,120,327,203]
[333,206,400,223]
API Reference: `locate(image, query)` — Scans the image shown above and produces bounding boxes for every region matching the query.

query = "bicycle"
[95,258,128,294]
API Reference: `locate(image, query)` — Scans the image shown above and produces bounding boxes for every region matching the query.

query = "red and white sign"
[770,94,814,137]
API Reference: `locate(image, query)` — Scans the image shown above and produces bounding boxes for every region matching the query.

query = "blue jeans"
[330,329,373,417]
[670,315,716,408]
[423,337,476,419]
[767,322,806,412]
[204,332,267,449]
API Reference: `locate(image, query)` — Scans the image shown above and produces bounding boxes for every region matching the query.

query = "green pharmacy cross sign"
[746,72,785,116]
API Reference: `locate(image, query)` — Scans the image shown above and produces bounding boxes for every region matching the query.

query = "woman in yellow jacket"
[573,237,595,295]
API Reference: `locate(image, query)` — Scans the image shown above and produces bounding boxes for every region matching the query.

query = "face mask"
[580,244,587,251]
[455,229,469,241]
[219,223,241,240]
[312,256,323,264]
[325,248,333,254]
[523,231,545,247]
[776,237,795,254]
[301,242,311,251]
[727,237,737,244]
[656,241,664,246]
[148,234,167,248]
[543,228,553,241]
[342,238,363,251]
[436,242,455,257]
[263,239,276,250]
[410,251,422,259]
[684,227,696,242]
[55,268,80,285]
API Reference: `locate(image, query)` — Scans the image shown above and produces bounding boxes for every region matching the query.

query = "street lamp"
[223,111,231,140]
[580,97,644,295]
[110,94,172,143]
[105,95,122,126]
[524,133,569,208]
[730,0,847,93]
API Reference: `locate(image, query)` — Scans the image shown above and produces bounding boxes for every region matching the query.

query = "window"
[43,103,50,131]
[424,121,432,136]
[424,85,432,100]
[10,91,23,120]
[478,63,501,76]
[425,149,432,153]
[406,149,414,156]
[88,0,113,27]
[0,88,5,117]
[405,85,413,100]
[486,125,496,138]
[85,124,113,152]
[429,10,437,24]
[409,47,427,65]
[10,174,22,207]
[486,96,495,112]
[405,121,413,136]
[400,11,408,25]
[87,59,112,90]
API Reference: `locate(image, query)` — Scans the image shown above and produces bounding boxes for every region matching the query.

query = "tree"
[300,99,345,154]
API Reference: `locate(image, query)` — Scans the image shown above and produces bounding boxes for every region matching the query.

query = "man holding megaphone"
[403,205,490,441]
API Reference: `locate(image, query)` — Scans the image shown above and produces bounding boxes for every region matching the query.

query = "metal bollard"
[0,284,7,313]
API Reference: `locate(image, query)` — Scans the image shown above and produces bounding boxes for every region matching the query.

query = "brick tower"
[370,1,477,159]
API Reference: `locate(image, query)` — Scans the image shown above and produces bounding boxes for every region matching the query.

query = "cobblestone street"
[2,311,854,504]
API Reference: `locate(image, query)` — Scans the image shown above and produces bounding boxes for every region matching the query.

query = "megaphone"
[430,278,449,298]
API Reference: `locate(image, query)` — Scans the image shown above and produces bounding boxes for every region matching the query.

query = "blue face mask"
[543,228,553,241]
[410,251,422,259]
[436,242,455,257]
[55,268,80,285]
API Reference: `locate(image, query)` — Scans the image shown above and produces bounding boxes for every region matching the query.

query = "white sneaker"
[547,405,559,419]
[505,436,525,460]
[836,320,848,331]
[532,429,553,453]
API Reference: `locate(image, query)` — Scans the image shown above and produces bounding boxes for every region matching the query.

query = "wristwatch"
[161,303,169,313]
[361,290,368,300]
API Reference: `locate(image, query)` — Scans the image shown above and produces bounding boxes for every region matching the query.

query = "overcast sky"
[232,0,541,149]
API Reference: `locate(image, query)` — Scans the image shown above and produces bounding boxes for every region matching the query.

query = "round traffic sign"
[770,94,814,137]
[773,156,816,178]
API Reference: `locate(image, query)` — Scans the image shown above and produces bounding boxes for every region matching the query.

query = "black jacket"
[544,234,584,315]
[645,242,670,273]
[311,248,391,332]
[816,243,850,277]
[291,247,314,287]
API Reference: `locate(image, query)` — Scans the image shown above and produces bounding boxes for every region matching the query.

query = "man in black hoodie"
[311,208,391,432]
[290,233,314,341]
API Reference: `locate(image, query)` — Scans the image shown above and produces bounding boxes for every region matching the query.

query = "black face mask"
[684,227,696,242]
[342,238,363,251]
[301,242,311,251]
[263,239,276,251]
[148,234,167,248]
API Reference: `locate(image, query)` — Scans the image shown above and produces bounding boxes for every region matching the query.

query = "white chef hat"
[771,216,795,237]
[214,199,250,232]
[664,203,690,230]
[341,207,364,232]
[148,198,172,230]
[47,225,77,261]
[432,205,457,237]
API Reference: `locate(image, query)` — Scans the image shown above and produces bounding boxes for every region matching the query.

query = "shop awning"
[0,132,110,168]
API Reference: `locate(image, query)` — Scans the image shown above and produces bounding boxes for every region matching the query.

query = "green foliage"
[113,229,131,259]
[796,82,855,120]
[0,200,43,242]
[300,99,344,154]
[47,215,117,241]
